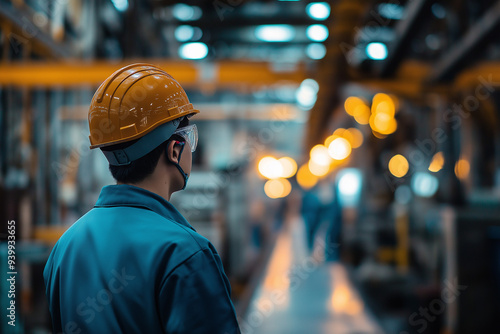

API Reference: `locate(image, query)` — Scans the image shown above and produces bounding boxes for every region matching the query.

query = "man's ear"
[166,141,181,164]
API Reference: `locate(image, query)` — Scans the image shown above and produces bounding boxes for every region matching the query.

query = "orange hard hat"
[88,63,199,149]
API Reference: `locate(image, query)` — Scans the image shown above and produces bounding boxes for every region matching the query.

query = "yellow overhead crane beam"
[0,60,308,88]
[2,59,496,95]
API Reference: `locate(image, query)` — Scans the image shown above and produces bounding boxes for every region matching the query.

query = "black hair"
[103,117,189,184]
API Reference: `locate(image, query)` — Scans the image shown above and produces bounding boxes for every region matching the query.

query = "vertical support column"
[48,89,63,226]
[32,90,46,226]
[438,98,466,205]
[395,203,409,274]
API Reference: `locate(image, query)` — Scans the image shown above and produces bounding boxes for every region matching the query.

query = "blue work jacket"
[43,184,240,334]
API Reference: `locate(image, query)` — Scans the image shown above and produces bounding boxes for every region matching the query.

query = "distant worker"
[43,64,241,333]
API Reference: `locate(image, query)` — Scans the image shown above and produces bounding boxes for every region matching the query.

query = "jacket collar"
[95,184,195,231]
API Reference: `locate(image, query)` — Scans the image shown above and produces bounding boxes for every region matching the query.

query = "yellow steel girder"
[0,60,307,88]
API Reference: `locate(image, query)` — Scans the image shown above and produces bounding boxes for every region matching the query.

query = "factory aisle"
[242,216,385,334]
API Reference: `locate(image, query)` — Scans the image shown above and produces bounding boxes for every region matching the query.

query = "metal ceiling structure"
[3,0,499,150]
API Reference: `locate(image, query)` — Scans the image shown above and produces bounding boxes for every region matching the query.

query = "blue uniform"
[44,185,240,334]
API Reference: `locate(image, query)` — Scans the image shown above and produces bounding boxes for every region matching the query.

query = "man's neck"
[118,177,173,201]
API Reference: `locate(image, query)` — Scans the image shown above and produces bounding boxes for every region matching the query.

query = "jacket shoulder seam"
[161,247,211,283]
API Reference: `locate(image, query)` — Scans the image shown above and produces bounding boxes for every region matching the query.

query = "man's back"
[44,185,240,333]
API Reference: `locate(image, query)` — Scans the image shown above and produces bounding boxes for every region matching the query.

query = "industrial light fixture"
[306,24,329,42]
[255,25,296,42]
[306,2,331,20]
[296,79,319,108]
[179,42,208,59]
[111,0,128,12]
[175,25,194,42]
[411,172,439,197]
[172,4,202,21]
[337,168,363,206]
[306,43,326,59]
[366,42,388,60]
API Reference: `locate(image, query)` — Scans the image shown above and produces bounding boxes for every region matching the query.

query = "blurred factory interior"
[1,0,500,333]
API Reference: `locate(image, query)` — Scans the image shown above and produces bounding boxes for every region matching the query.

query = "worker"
[43,63,241,333]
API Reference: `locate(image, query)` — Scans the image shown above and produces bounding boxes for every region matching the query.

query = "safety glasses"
[173,124,198,152]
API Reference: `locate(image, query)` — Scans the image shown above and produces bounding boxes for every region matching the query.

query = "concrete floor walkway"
[242,217,385,334]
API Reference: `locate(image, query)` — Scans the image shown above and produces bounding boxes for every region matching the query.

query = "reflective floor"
[243,217,385,334]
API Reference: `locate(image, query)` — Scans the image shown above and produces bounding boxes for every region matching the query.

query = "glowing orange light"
[455,159,470,180]
[388,154,409,178]
[331,283,363,315]
[369,112,397,135]
[369,93,398,135]
[308,160,330,177]
[345,128,363,148]
[344,96,366,116]
[372,93,395,115]
[373,112,391,131]
[310,144,332,166]
[375,100,395,118]
[258,156,283,179]
[331,285,350,311]
[264,178,292,199]
[278,157,298,178]
[380,118,397,134]
[429,152,444,172]
[324,134,339,147]
[384,118,397,134]
[327,138,352,160]
[280,178,292,196]
[353,104,370,125]
[297,164,318,189]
